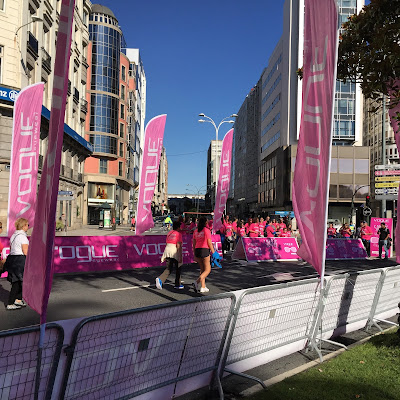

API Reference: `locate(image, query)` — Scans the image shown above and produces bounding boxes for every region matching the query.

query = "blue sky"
[96,0,285,194]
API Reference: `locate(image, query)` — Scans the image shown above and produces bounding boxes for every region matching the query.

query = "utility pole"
[382,95,387,218]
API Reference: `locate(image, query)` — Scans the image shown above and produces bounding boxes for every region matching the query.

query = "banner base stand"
[223,368,267,389]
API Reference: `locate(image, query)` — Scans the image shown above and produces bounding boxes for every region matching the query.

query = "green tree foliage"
[337,0,400,106]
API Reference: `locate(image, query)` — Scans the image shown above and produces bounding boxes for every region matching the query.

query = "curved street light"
[198,113,237,141]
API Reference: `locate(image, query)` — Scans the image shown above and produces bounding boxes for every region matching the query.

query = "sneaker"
[6,304,21,310]
[14,300,26,307]
[199,287,209,293]
[174,285,184,289]
[192,282,199,293]
[155,278,163,290]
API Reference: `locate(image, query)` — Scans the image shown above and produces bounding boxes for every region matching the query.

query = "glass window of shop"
[88,183,115,200]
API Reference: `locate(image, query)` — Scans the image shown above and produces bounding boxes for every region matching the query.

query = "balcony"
[27,32,39,59]
[73,88,79,104]
[67,80,71,96]
[82,56,89,69]
[80,99,87,121]
[41,47,52,74]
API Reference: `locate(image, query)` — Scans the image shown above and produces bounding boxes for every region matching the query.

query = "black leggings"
[8,281,22,305]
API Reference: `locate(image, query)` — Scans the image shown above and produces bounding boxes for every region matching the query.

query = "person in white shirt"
[5,218,29,310]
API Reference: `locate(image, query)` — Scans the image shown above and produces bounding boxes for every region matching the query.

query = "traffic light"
[366,195,371,207]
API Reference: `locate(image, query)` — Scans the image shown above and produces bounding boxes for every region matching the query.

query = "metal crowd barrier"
[0,323,64,400]
[367,266,400,331]
[59,293,235,400]
[220,278,320,386]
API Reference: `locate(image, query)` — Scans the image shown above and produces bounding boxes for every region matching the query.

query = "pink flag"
[7,83,44,236]
[292,0,338,277]
[213,129,233,232]
[135,115,167,235]
[388,80,400,262]
[23,0,75,324]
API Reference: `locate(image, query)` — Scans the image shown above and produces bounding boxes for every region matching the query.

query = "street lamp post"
[198,113,237,208]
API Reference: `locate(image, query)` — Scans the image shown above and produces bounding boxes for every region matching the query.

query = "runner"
[360,220,373,257]
[156,221,183,290]
[163,215,173,230]
[130,215,136,232]
[192,216,216,293]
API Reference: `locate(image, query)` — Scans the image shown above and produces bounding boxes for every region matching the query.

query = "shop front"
[87,183,115,225]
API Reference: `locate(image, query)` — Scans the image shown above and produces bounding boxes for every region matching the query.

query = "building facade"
[153,146,168,215]
[0,0,93,232]
[253,0,368,222]
[83,4,140,225]
[205,140,222,210]
[231,82,261,218]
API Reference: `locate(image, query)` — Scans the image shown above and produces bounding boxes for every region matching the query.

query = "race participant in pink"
[258,217,266,237]
[248,219,259,238]
[280,227,291,237]
[207,219,213,231]
[264,221,275,238]
[278,218,286,231]
[327,223,337,238]
[339,223,352,238]
[360,220,373,257]
[236,220,246,243]
[223,216,234,253]
[188,217,197,234]
[192,216,216,293]
[244,218,252,235]
[232,217,238,238]
[271,219,279,231]
[156,221,184,290]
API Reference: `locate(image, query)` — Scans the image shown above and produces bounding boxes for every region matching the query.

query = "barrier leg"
[223,368,267,389]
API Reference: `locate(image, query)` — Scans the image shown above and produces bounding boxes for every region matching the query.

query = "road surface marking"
[102,284,151,292]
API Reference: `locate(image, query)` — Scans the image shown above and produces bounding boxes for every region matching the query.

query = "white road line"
[102,284,151,292]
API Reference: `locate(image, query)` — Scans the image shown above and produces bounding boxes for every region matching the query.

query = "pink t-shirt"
[224,222,233,237]
[361,225,373,240]
[327,227,337,237]
[188,222,197,233]
[166,230,182,245]
[265,225,275,238]
[232,221,237,232]
[280,231,291,237]
[340,228,351,238]
[248,223,259,238]
[193,227,212,249]
[238,227,246,237]
[279,223,286,230]
[258,223,265,236]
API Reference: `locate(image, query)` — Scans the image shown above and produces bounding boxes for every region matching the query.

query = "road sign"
[375,176,400,182]
[375,194,398,200]
[375,188,398,194]
[363,207,372,216]
[375,182,399,188]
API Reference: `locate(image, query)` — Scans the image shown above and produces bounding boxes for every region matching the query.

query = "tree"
[337,0,400,107]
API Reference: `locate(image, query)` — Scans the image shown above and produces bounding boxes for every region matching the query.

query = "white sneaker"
[199,287,209,293]
[6,304,22,310]
[155,278,163,290]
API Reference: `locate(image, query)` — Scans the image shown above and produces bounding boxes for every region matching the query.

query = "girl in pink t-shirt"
[192,216,215,293]
[248,220,259,238]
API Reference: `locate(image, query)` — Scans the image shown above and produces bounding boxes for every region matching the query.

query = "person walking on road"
[156,221,183,289]
[192,216,216,294]
[377,222,390,260]
[163,215,172,230]
[130,215,136,232]
[4,218,29,310]
[360,220,373,257]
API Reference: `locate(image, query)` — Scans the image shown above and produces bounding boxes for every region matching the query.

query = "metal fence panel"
[225,279,320,367]
[60,294,235,400]
[374,266,400,316]
[321,270,383,335]
[0,323,64,400]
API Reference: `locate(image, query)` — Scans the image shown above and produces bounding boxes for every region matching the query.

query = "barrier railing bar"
[0,322,64,400]
[59,293,236,400]
[219,279,320,385]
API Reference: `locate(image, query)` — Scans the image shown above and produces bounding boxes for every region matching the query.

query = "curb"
[239,326,397,398]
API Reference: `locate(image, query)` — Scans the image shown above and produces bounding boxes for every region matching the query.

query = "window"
[0,0,4,11]
[121,65,126,81]
[119,142,123,157]
[121,84,125,100]
[119,161,123,176]
[120,104,125,119]
[120,123,124,138]
[100,159,107,173]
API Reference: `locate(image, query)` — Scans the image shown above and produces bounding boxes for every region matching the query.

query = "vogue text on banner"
[135,115,167,235]
[7,83,44,236]
[0,235,222,276]
[292,0,338,277]
[23,0,76,323]
[213,129,233,232]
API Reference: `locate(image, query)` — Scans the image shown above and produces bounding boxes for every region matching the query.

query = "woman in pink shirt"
[236,221,246,243]
[245,218,252,235]
[327,223,337,238]
[188,217,197,234]
[248,219,259,238]
[156,221,183,289]
[258,218,265,237]
[192,216,216,293]
[264,221,275,238]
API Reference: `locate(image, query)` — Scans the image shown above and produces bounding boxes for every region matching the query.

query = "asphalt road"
[0,254,397,332]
